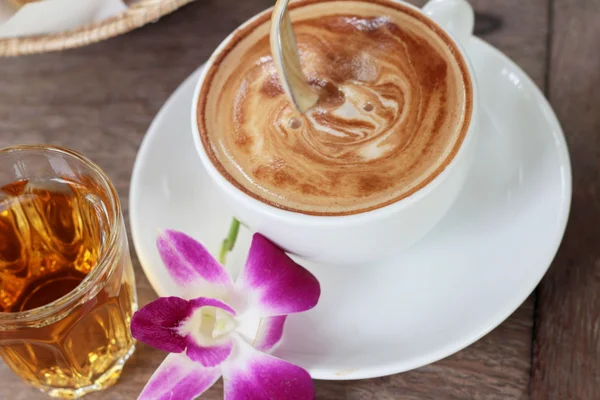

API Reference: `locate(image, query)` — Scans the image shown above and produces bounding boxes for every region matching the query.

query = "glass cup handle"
[422,0,474,47]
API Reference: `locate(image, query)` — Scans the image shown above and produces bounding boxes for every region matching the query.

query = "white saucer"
[129,37,571,380]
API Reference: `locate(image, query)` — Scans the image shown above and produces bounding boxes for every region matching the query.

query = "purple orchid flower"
[131,230,320,400]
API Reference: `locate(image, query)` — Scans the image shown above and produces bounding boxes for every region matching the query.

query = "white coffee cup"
[192,0,479,265]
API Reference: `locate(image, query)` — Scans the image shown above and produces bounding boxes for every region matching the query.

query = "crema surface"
[198,0,472,215]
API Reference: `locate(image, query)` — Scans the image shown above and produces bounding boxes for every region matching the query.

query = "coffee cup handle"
[422,0,474,47]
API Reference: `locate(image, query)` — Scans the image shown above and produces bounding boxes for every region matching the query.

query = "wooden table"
[0,0,598,398]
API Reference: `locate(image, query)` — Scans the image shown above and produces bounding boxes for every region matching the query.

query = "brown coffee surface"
[198,0,472,215]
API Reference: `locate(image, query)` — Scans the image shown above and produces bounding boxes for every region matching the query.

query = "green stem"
[218,218,240,264]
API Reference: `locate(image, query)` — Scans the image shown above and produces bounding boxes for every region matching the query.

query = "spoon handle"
[270,0,319,113]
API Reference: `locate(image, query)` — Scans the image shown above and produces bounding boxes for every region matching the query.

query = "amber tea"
[0,146,137,399]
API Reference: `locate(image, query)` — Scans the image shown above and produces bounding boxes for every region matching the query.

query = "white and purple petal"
[253,315,287,352]
[131,297,191,353]
[235,234,320,317]
[188,297,237,316]
[139,353,221,400]
[186,339,233,367]
[157,230,232,295]
[179,297,237,367]
[222,337,314,400]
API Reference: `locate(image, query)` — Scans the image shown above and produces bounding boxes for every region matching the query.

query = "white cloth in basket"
[0,0,127,39]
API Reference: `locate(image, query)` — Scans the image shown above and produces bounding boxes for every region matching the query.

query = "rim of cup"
[191,0,479,226]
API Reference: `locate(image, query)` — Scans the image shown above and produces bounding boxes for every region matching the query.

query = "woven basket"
[0,0,195,56]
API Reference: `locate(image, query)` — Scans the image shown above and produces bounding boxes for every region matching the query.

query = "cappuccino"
[197,0,472,216]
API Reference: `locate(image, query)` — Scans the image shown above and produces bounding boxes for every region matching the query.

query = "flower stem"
[218,218,240,264]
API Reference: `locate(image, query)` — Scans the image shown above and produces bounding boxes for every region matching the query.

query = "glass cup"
[0,145,138,398]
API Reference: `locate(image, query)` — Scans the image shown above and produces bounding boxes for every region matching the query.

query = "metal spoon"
[270,0,319,113]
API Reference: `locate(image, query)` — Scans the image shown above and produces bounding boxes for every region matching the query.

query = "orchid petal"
[157,230,232,295]
[186,339,233,367]
[235,234,320,317]
[138,353,220,400]
[189,297,236,316]
[131,297,191,353]
[179,297,237,367]
[253,316,287,352]
[222,337,315,400]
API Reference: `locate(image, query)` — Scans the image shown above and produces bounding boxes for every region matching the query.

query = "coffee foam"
[198,0,472,216]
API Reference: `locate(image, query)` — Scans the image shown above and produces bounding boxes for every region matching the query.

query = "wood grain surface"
[530,0,600,399]
[0,0,593,398]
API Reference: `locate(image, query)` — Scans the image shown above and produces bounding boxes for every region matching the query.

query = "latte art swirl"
[198,2,472,215]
